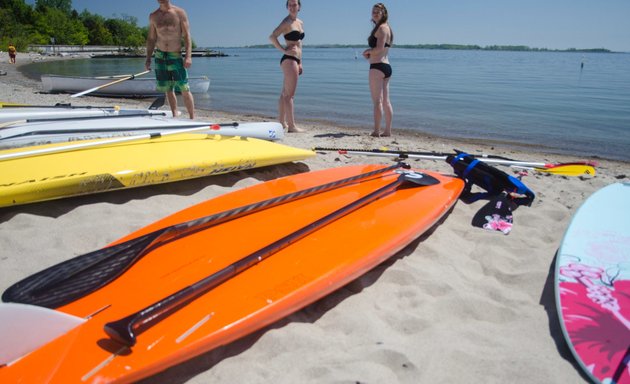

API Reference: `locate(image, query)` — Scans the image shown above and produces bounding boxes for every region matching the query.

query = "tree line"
[248,43,611,53]
[1,0,147,51]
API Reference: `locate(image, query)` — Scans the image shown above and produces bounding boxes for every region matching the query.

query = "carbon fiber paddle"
[2,163,408,309]
[104,170,440,347]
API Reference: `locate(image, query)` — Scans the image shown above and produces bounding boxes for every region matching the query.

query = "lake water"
[22,48,630,161]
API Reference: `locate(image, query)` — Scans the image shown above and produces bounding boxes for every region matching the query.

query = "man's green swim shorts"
[153,49,190,93]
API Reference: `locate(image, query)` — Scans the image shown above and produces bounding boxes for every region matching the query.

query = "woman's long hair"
[369,3,393,44]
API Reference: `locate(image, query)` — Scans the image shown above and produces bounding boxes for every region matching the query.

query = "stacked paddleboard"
[556,182,630,384]
[0,164,463,383]
[0,133,313,207]
[0,105,168,123]
[0,115,283,149]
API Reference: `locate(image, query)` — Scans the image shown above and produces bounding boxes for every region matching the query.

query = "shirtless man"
[146,0,195,119]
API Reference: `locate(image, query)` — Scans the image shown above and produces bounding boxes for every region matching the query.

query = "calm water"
[23,48,630,161]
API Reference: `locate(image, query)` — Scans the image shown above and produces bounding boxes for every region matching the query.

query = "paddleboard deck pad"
[555,182,630,384]
[0,164,463,383]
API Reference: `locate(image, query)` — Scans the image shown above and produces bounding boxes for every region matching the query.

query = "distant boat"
[41,74,210,98]
[189,49,227,57]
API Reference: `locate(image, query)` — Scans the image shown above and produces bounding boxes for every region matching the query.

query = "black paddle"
[2,163,408,309]
[313,146,516,161]
[104,170,440,347]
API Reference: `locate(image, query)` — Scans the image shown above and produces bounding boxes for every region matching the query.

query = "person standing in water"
[145,0,195,119]
[269,0,305,133]
[363,3,393,137]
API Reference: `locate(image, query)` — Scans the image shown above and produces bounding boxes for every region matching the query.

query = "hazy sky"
[30,0,630,51]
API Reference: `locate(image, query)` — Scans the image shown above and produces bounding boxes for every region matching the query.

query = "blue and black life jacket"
[446,153,535,206]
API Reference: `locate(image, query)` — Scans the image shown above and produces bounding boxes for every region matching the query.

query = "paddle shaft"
[0,123,238,162]
[5,164,405,309]
[104,172,417,346]
[314,147,597,174]
[70,70,151,98]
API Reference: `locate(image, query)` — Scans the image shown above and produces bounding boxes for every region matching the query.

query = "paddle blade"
[398,170,440,186]
[535,164,596,177]
[2,231,163,308]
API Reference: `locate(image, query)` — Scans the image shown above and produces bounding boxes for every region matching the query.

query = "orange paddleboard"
[0,164,464,383]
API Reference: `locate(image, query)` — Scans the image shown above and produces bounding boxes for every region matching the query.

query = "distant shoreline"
[241,44,615,53]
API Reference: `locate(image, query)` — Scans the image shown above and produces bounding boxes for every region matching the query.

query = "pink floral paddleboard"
[556,182,630,383]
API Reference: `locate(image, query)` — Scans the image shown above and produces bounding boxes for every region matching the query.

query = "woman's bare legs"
[368,69,393,137]
[382,77,392,136]
[279,59,304,132]
[369,69,383,136]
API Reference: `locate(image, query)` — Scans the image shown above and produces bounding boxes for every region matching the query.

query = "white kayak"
[0,115,284,148]
[0,106,169,124]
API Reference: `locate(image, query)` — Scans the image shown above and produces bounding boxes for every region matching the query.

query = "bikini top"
[368,35,391,48]
[284,30,305,41]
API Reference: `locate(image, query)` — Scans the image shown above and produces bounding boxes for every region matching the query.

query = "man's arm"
[179,9,192,68]
[145,15,157,71]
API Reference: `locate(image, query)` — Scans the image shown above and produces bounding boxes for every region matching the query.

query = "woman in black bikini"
[362,3,393,137]
[269,0,305,133]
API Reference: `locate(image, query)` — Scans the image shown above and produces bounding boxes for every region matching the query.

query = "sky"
[28,0,630,52]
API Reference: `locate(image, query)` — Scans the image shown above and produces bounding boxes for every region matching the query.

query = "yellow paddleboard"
[0,102,25,107]
[0,133,314,207]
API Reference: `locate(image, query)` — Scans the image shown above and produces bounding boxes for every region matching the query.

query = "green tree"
[1,0,35,23]
[0,0,175,51]
[105,15,145,48]
[80,11,114,45]
[35,0,72,14]
[33,6,88,45]
[0,0,37,50]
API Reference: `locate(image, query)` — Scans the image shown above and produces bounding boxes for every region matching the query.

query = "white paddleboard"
[0,107,167,124]
[0,117,284,148]
[555,182,630,384]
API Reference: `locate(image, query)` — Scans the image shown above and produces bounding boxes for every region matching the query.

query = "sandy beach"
[1,52,629,383]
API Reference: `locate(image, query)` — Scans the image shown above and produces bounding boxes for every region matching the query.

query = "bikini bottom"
[280,54,301,65]
[370,62,392,79]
